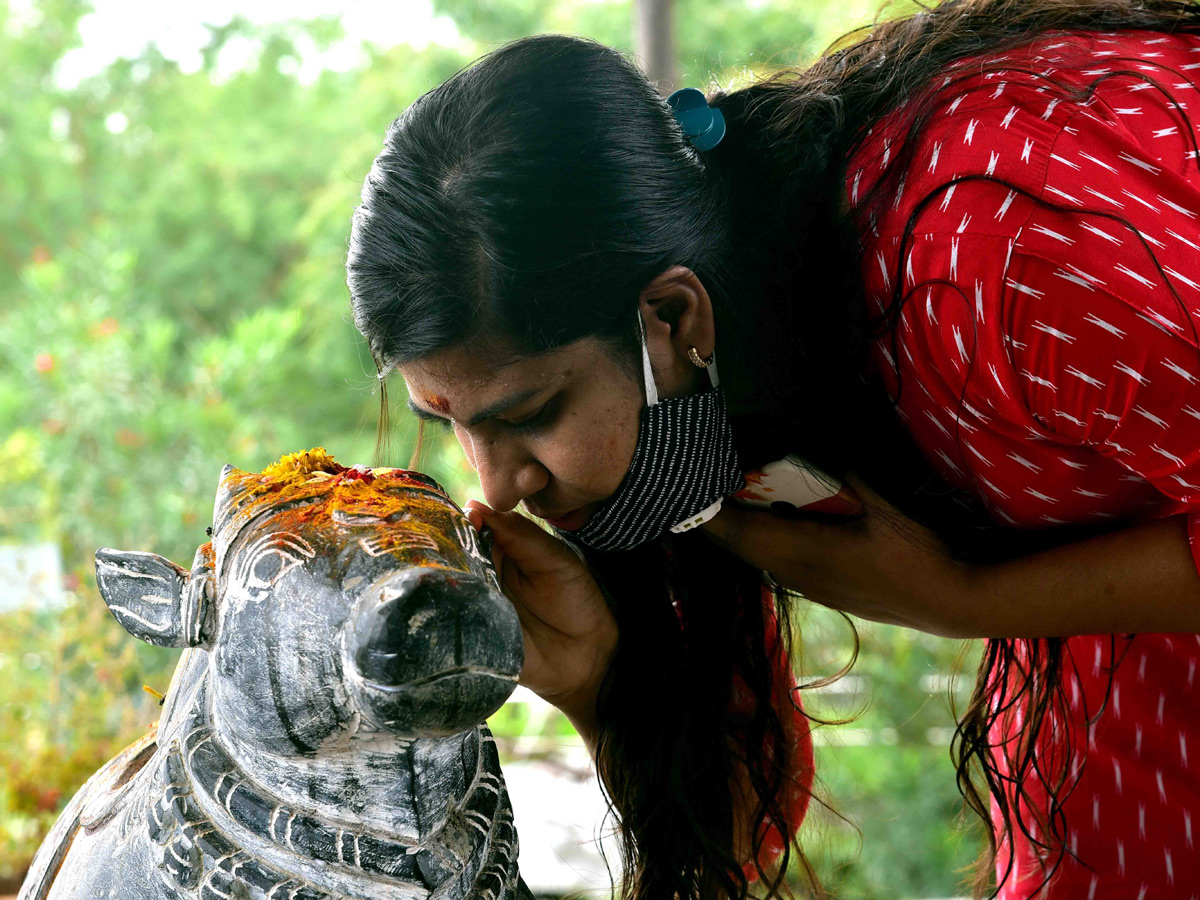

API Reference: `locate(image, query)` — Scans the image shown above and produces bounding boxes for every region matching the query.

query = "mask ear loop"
[637,311,660,406]
[638,312,721,404]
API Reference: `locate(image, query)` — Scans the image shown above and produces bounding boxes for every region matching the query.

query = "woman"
[346,1,1200,896]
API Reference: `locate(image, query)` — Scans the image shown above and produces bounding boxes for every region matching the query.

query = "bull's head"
[95,449,523,751]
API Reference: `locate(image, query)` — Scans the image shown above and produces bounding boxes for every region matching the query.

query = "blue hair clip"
[666,87,726,152]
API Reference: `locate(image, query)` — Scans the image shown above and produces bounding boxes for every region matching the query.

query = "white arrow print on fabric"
[1114,263,1157,288]
[995,189,1017,221]
[1122,189,1160,213]
[953,326,970,362]
[1029,224,1075,244]
[946,407,978,433]
[1066,264,1109,287]
[1163,359,1200,383]
[1032,320,1076,342]
[979,475,1009,499]
[1118,151,1161,174]
[1006,279,1046,298]
[1055,410,1087,427]
[1083,185,1124,207]
[1158,195,1197,217]
[1181,473,1200,491]
[1079,150,1119,173]
[935,450,964,476]
[1045,184,1082,204]
[1114,362,1150,385]
[924,411,953,440]
[939,184,956,212]
[1022,369,1056,389]
[1151,444,1184,465]
[1079,221,1123,245]
[1166,228,1200,250]
[963,442,992,466]
[1164,266,1200,292]
[1141,311,1185,333]
[1055,269,1097,290]
[1007,452,1042,473]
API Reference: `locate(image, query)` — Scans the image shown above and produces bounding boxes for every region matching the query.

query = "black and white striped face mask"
[561,317,745,552]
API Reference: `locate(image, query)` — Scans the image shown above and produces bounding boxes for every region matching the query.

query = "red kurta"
[849,29,1200,898]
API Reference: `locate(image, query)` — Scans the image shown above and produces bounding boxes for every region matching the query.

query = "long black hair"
[347,3,1200,896]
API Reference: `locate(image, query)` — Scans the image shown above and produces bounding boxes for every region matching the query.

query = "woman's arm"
[701,476,1200,640]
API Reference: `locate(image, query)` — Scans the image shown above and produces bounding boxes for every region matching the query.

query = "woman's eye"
[504,401,554,433]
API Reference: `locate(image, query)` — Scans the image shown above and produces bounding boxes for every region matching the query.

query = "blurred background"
[0,0,983,895]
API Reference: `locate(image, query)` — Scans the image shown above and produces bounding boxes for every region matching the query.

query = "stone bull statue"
[19,449,533,900]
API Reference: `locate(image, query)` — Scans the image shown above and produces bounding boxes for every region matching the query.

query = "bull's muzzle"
[350,567,523,737]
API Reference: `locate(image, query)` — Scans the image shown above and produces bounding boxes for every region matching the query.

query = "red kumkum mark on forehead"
[427,394,451,415]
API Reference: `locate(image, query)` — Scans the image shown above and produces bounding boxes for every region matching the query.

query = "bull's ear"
[95,546,215,649]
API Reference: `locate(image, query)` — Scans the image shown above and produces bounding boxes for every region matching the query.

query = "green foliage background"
[0,0,981,895]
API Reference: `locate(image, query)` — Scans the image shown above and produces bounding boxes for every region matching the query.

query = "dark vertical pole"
[634,0,678,96]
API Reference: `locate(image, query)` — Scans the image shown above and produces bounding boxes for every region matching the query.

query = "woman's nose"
[463,433,547,513]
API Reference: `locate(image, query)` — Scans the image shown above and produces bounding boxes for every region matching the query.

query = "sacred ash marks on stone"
[19,448,531,900]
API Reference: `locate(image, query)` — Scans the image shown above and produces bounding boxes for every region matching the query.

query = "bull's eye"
[234,532,314,599]
[252,552,283,585]
[246,549,302,591]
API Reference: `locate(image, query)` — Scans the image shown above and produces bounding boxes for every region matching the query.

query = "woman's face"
[396,266,715,531]
[398,336,644,531]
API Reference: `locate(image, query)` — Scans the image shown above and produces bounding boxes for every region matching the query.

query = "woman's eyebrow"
[407,388,542,427]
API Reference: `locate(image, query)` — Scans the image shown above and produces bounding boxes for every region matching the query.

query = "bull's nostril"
[406,608,436,635]
[354,568,521,687]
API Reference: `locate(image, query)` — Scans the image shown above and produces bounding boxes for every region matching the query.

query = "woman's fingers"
[468,504,581,576]
[463,501,488,531]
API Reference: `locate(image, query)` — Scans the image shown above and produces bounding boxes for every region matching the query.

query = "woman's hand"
[701,474,976,638]
[465,502,617,731]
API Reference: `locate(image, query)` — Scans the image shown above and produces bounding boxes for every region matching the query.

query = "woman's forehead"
[398,338,604,418]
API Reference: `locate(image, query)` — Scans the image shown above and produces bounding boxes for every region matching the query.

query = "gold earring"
[687,346,714,368]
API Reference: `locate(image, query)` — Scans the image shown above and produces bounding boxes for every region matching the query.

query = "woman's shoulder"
[847,28,1200,243]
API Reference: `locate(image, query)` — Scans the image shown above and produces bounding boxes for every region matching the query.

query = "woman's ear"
[637,266,716,400]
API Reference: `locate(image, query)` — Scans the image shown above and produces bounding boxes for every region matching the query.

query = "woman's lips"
[532,504,592,532]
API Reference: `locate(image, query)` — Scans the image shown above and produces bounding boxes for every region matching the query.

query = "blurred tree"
[634,0,677,92]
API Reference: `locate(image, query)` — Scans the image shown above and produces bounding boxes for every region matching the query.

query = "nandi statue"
[20,449,531,900]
